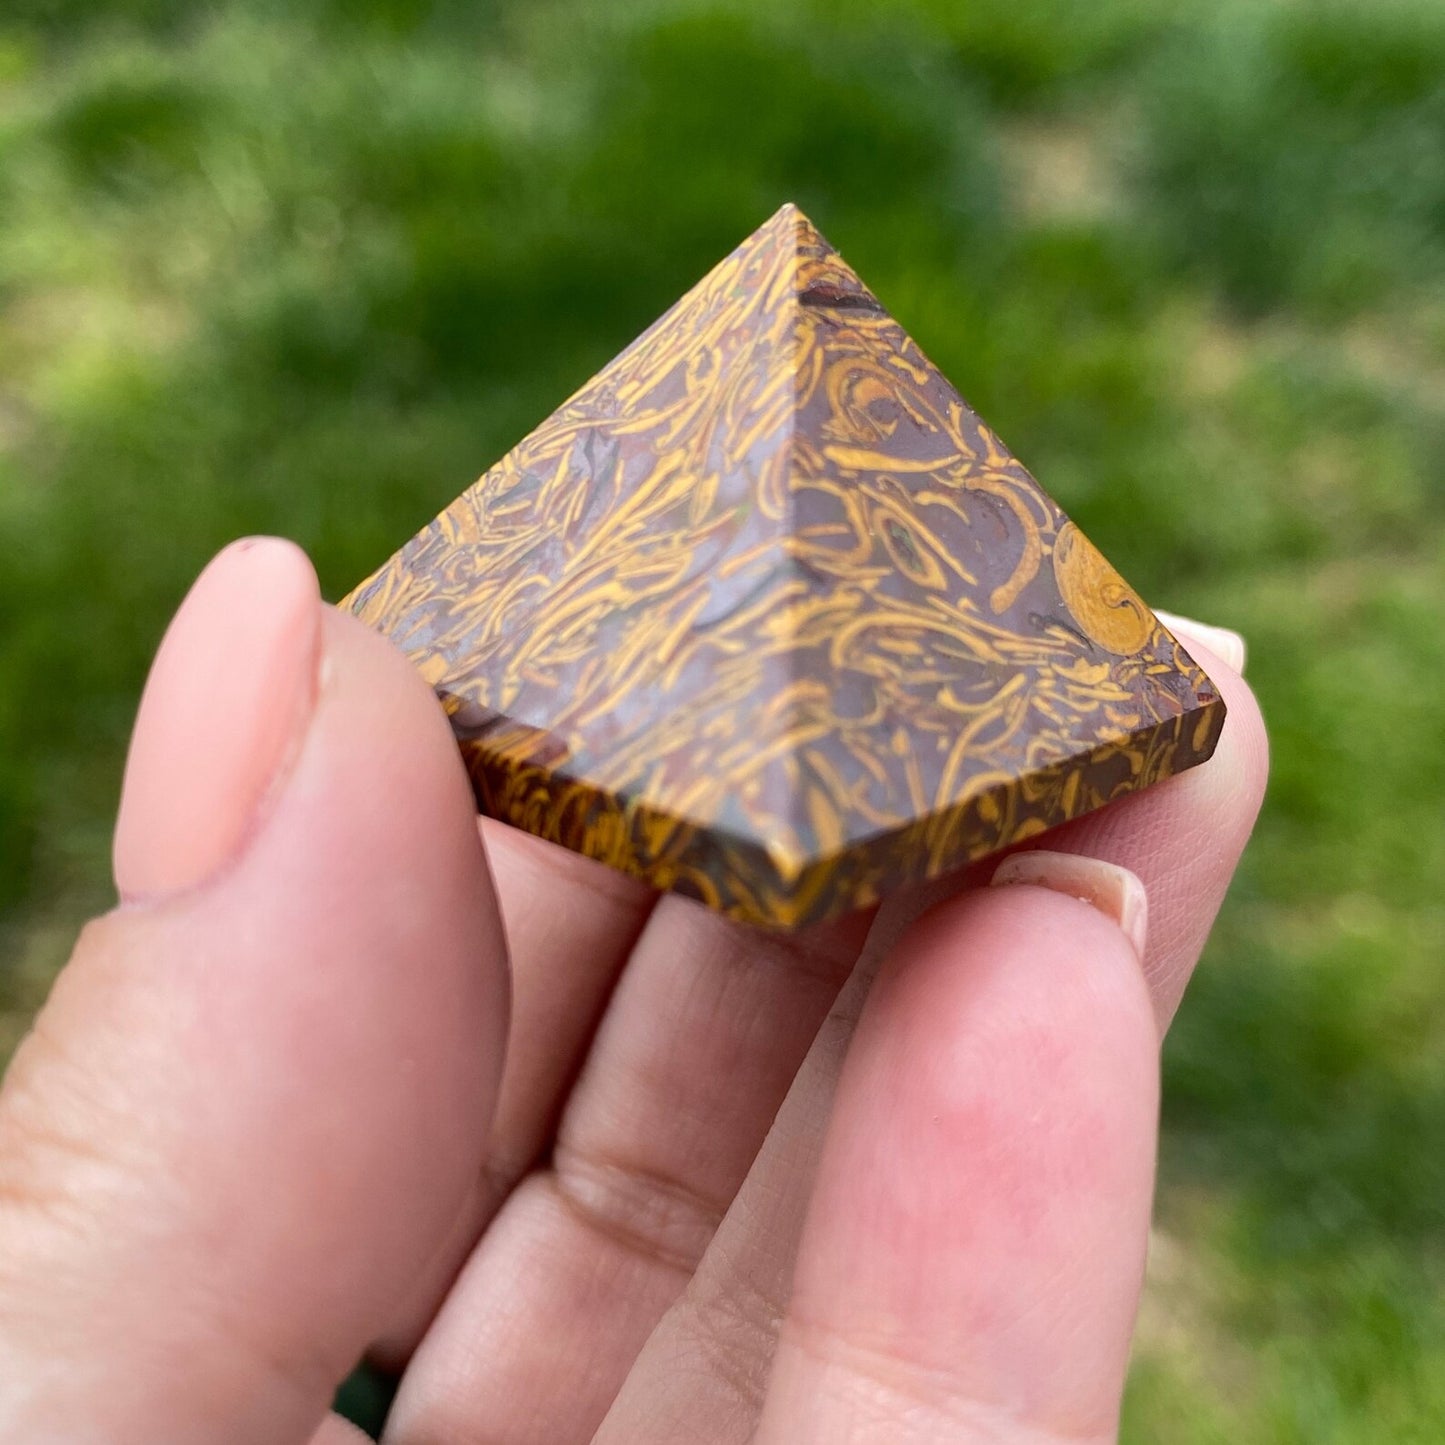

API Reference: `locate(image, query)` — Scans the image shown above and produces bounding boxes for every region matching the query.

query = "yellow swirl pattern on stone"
[1051,521,1155,655]
[345,205,1225,928]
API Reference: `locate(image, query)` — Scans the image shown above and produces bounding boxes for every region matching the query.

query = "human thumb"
[0,539,509,1444]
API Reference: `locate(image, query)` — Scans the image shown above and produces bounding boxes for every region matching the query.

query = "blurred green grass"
[2,0,1443,1437]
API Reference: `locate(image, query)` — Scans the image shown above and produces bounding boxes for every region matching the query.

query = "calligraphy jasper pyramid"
[346,204,1225,928]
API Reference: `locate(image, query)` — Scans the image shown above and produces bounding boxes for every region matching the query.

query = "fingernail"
[990,850,1148,961]
[1153,609,1247,674]
[114,538,321,902]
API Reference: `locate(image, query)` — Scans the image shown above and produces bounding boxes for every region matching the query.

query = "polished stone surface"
[346,204,1224,927]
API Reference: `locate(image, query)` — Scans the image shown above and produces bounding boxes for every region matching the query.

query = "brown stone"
[345,204,1225,927]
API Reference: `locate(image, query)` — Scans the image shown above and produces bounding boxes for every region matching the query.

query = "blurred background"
[2,0,1443,1437]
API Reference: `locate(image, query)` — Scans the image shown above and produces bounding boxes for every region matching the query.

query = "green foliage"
[2,0,1442,1437]
[1136,0,1445,315]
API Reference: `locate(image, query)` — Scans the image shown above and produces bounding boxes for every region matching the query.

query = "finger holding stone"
[594,617,1266,1444]
[754,876,1158,1445]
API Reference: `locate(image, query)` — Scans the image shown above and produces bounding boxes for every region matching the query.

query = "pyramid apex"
[734,203,877,314]
[754,201,829,252]
[763,200,806,226]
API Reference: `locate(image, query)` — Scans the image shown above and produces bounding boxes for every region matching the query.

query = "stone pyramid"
[346,204,1224,927]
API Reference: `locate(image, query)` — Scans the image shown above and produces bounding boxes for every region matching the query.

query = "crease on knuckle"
[188,1290,338,1427]
[547,1140,726,1278]
[674,1262,790,1415]
[781,1313,1116,1445]
[0,1012,150,1247]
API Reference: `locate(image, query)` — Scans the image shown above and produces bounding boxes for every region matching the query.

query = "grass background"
[2,0,1444,1437]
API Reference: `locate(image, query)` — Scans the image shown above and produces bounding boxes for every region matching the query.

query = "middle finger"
[383,893,873,1445]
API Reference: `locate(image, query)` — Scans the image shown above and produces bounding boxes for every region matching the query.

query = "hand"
[0,538,1266,1444]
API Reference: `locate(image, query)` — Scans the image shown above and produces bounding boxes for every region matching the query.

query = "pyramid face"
[346,205,1225,927]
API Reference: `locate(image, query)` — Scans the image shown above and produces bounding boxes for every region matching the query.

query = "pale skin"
[0,539,1268,1444]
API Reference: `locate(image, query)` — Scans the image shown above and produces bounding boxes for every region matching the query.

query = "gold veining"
[345,205,1225,927]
